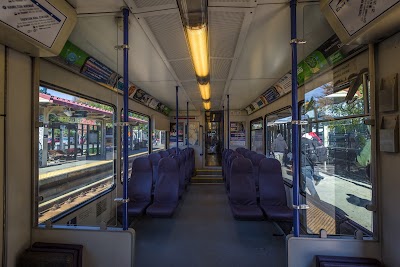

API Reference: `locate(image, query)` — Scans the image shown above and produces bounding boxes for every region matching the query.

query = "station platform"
[39,149,151,180]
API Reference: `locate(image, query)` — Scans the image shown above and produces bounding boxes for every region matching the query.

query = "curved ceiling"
[66,0,333,111]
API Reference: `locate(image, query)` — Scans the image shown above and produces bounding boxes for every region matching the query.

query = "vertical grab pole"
[187,101,189,148]
[176,86,179,154]
[222,105,225,150]
[290,0,300,237]
[227,95,230,150]
[122,8,129,231]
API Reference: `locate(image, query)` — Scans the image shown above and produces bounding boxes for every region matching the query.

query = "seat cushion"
[230,204,264,220]
[117,201,150,217]
[260,205,293,221]
[146,202,178,217]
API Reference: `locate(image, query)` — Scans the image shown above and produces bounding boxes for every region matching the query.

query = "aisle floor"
[133,184,286,267]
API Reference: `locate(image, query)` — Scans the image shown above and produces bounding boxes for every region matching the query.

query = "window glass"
[152,130,166,151]
[125,111,149,156]
[302,80,372,235]
[250,118,263,153]
[38,86,115,224]
[121,110,149,183]
[265,109,293,183]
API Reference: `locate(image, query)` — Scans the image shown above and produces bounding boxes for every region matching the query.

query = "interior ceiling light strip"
[199,82,211,101]
[186,24,209,79]
[203,101,211,110]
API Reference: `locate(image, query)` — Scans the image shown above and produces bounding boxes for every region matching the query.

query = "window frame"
[301,73,375,238]
[249,117,264,154]
[35,82,117,225]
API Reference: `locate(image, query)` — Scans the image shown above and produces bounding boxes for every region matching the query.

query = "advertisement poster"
[169,122,184,143]
[52,41,172,116]
[263,86,280,104]
[230,122,246,147]
[274,73,292,95]
[187,122,199,146]
[81,57,119,90]
[132,89,152,106]
[245,33,364,115]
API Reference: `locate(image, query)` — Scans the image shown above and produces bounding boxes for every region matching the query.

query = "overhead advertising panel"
[49,41,171,116]
[0,0,67,48]
[245,34,364,115]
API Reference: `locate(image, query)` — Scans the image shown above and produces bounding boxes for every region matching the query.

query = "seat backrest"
[229,158,257,205]
[129,157,153,202]
[170,154,185,193]
[226,153,243,190]
[235,147,246,155]
[155,157,179,204]
[259,158,287,206]
[250,154,266,186]
[223,150,234,178]
[159,150,169,158]
[166,148,173,154]
[183,150,191,181]
[244,150,256,159]
[148,153,162,187]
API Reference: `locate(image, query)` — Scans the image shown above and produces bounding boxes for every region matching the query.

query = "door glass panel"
[250,118,264,153]
[205,111,223,166]
[265,109,292,183]
[302,75,373,236]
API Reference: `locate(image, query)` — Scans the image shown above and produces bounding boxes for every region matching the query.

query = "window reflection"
[250,118,263,153]
[265,109,292,183]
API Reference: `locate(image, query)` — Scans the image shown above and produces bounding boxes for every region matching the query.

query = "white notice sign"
[0,0,67,48]
[329,0,400,36]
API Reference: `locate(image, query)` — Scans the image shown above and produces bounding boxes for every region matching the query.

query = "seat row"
[117,147,195,220]
[222,148,293,222]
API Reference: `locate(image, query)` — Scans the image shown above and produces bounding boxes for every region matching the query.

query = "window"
[121,110,150,183]
[265,108,293,183]
[250,118,264,153]
[38,86,115,224]
[152,130,166,151]
[124,111,149,156]
[301,77,373,235]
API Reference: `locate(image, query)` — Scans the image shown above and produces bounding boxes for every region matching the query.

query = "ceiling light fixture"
[186,24,209,79]
[198,82,211,101]
[179,0,211,110]
[203,101,211,110]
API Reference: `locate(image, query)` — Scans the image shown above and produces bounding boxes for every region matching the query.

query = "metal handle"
[114,198,130,203]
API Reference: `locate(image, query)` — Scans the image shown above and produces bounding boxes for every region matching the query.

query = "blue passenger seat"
[148,153,162,193]
[258,158,293,221]
[250,153,266,194]
[170,154,186,197]
[117,157,153,219]
[229,158,264,220]
[146,157,180,217]
[159,150,169,158]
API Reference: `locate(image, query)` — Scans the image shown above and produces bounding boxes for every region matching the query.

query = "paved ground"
[282,165,372,232]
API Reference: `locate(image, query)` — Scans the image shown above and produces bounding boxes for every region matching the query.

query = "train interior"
[0,0,400,266]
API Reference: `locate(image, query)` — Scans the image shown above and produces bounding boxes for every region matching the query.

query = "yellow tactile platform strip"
[39,151,150,180]
[306,199,336,234]
[39,160,111,180]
